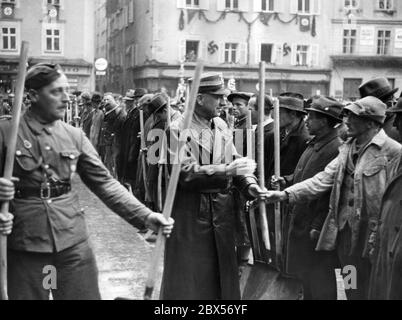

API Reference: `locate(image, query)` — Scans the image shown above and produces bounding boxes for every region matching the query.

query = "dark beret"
[25,63,63,90]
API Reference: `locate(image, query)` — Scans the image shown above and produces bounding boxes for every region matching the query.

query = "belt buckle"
[40,183,51,200]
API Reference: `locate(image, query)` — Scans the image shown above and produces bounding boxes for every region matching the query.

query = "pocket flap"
[60,150,80,160]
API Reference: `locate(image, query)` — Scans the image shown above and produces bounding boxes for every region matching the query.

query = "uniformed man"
[161,73,268,300]
[0,63,174,300]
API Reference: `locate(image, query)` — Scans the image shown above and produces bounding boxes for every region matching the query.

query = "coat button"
[16,150,22,156]
[45,146,51,151]
[44,164,50,169]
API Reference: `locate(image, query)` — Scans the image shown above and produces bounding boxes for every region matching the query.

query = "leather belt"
[15,183,72,200]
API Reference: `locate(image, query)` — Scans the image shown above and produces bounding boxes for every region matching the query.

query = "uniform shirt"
[0,110,153,253]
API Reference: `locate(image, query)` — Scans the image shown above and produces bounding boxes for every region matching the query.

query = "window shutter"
[220,42,226,63]
[310,44,319,66]
[177,0,185,9]
[200,0,210,10]
[179,39,186,61]
[239,43,248,64]
[312,0,321,15]
[291,44,298,65]
[217,0,226,11]
[253,0,262,12]
[256,42,262,64]
[239,0,249,12]
[289,0,298,14]
[200,40,208,60]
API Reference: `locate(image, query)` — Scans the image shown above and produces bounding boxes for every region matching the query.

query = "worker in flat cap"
[265,96,402,300]
[369,97,402,300]
[0,63,174,300]
[359,77,401,142]
[276,96,344,300]
[161,72,269,300]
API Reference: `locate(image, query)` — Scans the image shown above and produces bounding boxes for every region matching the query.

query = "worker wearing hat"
[0,63,174,300]
[265,96,402,300]
[161,72,269,300]
[359,77,401,142]
[283,96,344,300]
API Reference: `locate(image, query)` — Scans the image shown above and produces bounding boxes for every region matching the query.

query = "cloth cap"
[227,92,253,103]
[305,96,344,122]
[134,88,148,98]
[25,63,63,90]
[279,96,306,114]
[343,96,387,124]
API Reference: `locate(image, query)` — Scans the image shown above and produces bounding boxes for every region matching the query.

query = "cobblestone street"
[73,177,162,301]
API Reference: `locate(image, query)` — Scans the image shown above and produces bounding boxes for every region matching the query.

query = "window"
[296,45,309,66]
[225,0,238,10]
[343,78,362,101]
[377,30,391,55]
[298,0,310,13]
[47,0,60,5]
[343,29,357,54]
[185,40,199,62]
[1,27,16,50]
[225,43,238,63]
[186,0,199,7]
[344,0,359,9]
[261,44,274,63]
[262,0,274,11]
[45,28,61,52]
[377,0,393,10]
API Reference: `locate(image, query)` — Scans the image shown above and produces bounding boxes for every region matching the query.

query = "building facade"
[0,0,95,95]
[330,0,402,100]
[101,0,402,100]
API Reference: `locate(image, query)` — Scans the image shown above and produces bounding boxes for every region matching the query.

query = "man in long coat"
[369,98,402,300]
[161,73,267,300]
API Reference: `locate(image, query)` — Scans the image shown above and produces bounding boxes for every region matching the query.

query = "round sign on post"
[95,58,108,71]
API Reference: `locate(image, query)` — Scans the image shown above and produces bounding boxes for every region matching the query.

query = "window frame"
[185,40,200,62]
[261,0,275,12]
[344,0,359,9]
[297,0,311,14]
[343,28,357,54]
[225,0,239,11]
[376,0,394,11]
[377,29,392,55]
[185,0,200,9]
[0,21,19,53]
[42,22,64,55]
[224,42,239,63]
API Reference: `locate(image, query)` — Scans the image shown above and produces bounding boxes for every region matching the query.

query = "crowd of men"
[1,62,402,301]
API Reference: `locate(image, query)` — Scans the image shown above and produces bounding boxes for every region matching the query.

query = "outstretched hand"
[226,158,257,177]
[145,212,174,238]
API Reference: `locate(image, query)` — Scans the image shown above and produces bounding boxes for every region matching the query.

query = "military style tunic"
[0,110,153,253]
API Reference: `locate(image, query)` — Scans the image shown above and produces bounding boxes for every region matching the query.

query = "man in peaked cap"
[359,77,401,142]
[0,63,174,300]
[282,96,344,300]
[161,72,270,300]
[265,96,402,300]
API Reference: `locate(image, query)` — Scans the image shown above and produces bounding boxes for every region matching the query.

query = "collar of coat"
[343,129,388,151]
[24,109,57,135]
[308,129,339,152]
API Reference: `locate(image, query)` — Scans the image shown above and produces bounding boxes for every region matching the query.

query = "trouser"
[297,252,339,300]
[337,225,371,300]
[8,240,101,300]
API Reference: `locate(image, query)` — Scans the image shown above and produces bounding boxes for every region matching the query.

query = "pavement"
[73,176,162,300]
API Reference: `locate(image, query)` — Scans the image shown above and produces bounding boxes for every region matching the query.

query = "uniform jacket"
[369,154,402,300]
[286,130,402,258]
[161,115,258,300]
[0,110,153,253]
[286,130,341,274]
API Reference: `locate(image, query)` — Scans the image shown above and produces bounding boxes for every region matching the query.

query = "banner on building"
[395,29,402,49]
[360,26,375,46]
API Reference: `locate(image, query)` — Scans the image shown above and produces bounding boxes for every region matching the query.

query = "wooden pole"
[273,97,282,267]
[139,109,151,202]
[0,41,29,300]
[144,61,204,300]
[258,62,271,251]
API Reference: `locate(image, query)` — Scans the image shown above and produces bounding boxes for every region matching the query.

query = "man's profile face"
[31,73,70,122]
[344,112,370,138]
[197,93,226,120]
[232,97,249,120]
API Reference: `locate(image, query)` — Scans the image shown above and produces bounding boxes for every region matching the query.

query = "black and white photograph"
[0,0,402,304]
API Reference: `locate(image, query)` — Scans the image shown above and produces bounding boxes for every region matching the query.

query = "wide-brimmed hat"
[123,90,136,101]
[134,88,148,98]
[227,92,253,103]
[359,77,399,101]
[148,94,168,114]
[280,92,304,100]
[279,96,306,114]
[190,72,230,96]
[305,96,344,122]
[343,96,387,124]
